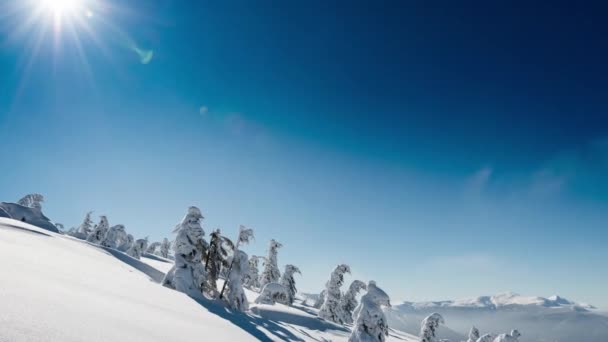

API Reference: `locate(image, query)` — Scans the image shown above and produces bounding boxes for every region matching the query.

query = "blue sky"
[1,0,608,307]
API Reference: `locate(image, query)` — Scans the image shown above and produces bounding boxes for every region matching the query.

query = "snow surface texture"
[0,218,417,342]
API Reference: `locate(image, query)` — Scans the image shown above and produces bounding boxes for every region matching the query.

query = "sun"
[40,0,82,16]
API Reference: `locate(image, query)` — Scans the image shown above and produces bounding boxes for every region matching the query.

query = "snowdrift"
[0,217,416,342]
[0,202,59,232]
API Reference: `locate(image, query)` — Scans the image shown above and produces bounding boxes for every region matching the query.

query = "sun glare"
[40,0,82,16]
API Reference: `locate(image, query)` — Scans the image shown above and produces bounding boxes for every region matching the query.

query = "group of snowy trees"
[417,314,521,342]
[66,211,170,261]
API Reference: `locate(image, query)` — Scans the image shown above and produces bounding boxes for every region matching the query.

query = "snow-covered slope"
[0,218,415,342]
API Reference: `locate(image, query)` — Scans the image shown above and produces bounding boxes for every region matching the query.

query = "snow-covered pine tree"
[467,326,480,342]
[17,193,44,210]
[348,280,391,342]
[162,206,208,298]
[102,224,127,249]
[259,239,282,288]
[280,264,301,305]
[319,264,351,324]
[146,241,161,255]
[420,313,445,342]
[314,290,326,308]
[127,237,148,259]
[340,280,367,324]
[204,228,233,296]
[243,255,263,290]
[160,238,171,258]
[86,216,109,245]
[225,249,249,311]
[492,330,521,342]
[476,334,496,342]
[118,234,134,252]
[71,211,94,239]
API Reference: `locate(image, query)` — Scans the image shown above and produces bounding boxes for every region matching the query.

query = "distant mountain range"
[385,292,607,342]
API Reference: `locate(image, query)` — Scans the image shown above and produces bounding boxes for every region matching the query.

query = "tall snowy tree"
[127,238,148,259]
[348,280,391,342]
[71,211,94,240]
[102,224,127,249]
[314,290,326,309]
[17,193,44,210]
[420,313,444,342]
[219,225,254,299]
[467,326,480,342]
[204,228,233,296]
[492,330,521,342]
[225,249,250,311]
[117,234,134,252]
[243,255,263,290]
[86,216,109,245]
[280,264,301,305]
[160,238,171,258]
[259,239,282,288]
[340,280,367,324]
[319,264,351,324]
[162,206,208,298]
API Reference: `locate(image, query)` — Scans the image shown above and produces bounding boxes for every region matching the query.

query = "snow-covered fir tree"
[162,206,208,297]
[17,193,44,210]
[146,241,161,255]
[243,255,263,290]
[476,334,496,342]
[102,224,127,249]
[420,313,445,342]
[127,237,148,259]
[204,228,233,296]
[314,290,326,308]
[160,238,171,258]
[340,279,367,324]
[492,330,521,342]
[117,234,134,252]
[279,264,301,305]
[319,264,351,324]
[348,280,391,342]
[86,216,109,245]
[467,326,480,342]
[71,211,94,239]
[225,249,249,311]
[259,239,282,288]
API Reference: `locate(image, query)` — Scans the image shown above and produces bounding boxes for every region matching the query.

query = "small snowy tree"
[225,249,249,311]
[17,193,44,210]
[102,224,127,249]
[243,255,263,290]
[340,280,367,324]
[259,239,282,288]
[319,264,351,324]
[118,234,134,252]
[280,264,301,305]
[146,241,162,255]
[71,211,94,239]
[467,326,480,342]
[349,280,391,342]
[314,290,326,308]
[492,330,521,342]
[420,313,445,342]
[204,228,233,296]
[162,206,208,298]
[86,216,109,245]
[160,238,171,258]
[476,334,496,342]
[255,283,290,305]
[127,237,148,259]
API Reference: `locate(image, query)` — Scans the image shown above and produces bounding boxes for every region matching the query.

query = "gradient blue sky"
[1,0,607,307]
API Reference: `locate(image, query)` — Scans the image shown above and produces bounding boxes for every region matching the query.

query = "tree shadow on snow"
[101,247,166,283]
[141,253,172,263]
[191,298,305,342]
[252,306,349,333]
